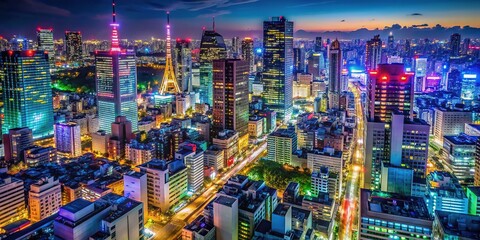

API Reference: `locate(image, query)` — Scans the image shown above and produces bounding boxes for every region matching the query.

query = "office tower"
[96,2,138,133]
[241,37,254,73]
[125,140,154,165]
[212,59,249,150]
[293,47,305,74]
[307,52,324,81]
[433,211,480,240]
[24,146,57,167]
[442,134,477,184]
[365,35,382,70]
[307,148,343,173]
[36,28,54,65]
[138,159,187,213]
[55,122,82,157]
[2,127,33,163]
[433,108,472,144]
[447,69,462,96]
[248,115,264,138]
[0,171,25,227]
[64,31,82,61]
[359,189,432,240]
[160,12,181,94]
[450,33,461,57]
[212,130,239,168]
[199,26,227,105]
[367,64,414,122]
[267,128,297,165]
[175,39,192,92]
[1,51,54,139]
[54,194,144,240]
[463,38,471,55]
[283,182,300,204]
[213,195,238,240]
[258,109,277,134]
[425,171,468,215]
[476,138,480,186]
[311,167,329,197]
[467,186,480,216]
[314,37,322,52]
[365,113,429,191]
[461,72,478,100]
[262,16,294,122]
[124,171,148,218]
[109,116,134,160]
[387,32,394,53]
[10,36,29,50]
[91,130,110,155]
[231,36,241,58]
[414,57,427,92]
[175,144,204,194]
[328,39,341,109]
[29,177,61,222]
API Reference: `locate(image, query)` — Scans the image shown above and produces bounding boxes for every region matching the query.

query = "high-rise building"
[433,210,480,240]
[198,28,226,105]
[433,108,472,144]
[328,39,342,109]
[241,37,254,73]
[461,73,478,100]
[204,146,224,171]
[0,171,25,227]
[365,35,382,70]
[109,116,134,160]
[367,64,414,122]
[387,32,395,53]
[425,171,468,215]
[95,3,138,132]
[231,36,241,58]
[450,33,461,57]
[314,37,323,52]
[159,12,181,94]
[124,171,148,218]
[212,59,249,147]
[24,146,57,167]
[414,57,427,93]
[442,134,477,184]
[293,47,305,75]
[64,31,82,61]
[267,128,297,165]
[29,177,61,222]
[175,39,192,92]
[125,140,154,165]
[2,127,33,163]
[476,138,480,186]
[466,186,480,216]
[0,51,54,139]
[213,195,238,240]
[36,28,54,66]
[175,144,204,194]
[262,16,294,122]
[359,189,432,240]
[55,122,82,157]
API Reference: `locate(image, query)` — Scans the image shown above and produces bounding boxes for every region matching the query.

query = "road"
[338,83,365,240]
[150,141,268,240]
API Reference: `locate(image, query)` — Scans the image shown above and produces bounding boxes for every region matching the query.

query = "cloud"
[197,10,231,18]
[145,0,259,12]
[0,0,70,16]
[409,13,423,16]
[290,1,335,8]
[411,23,429,28]
[340,19,345,22]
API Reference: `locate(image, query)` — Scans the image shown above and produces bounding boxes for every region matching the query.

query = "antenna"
[167,11,170,26]
[110,0,120,51]
[112,0,116,23]
[213,16,215,31]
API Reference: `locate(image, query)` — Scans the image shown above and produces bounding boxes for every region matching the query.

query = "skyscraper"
[159,12,181,94]
[293,47,305,75]
[2,127,33,163]
[95,1,138,132]
[212,59,249,145]
[262,16,294,122]
[241,37,254,73]
[387,32,395,54]
[0,50,54,139]
[65,31,82,61]
[175,39,192,92]
[367,64,414,122]
[55,122,82,157]
[198,26,227,106]
[36,28,54,66]
[365,35,382,70]
[314,37,323,52]
[231,36,241,58]
[450,33,461,58]
[328,39,341,109]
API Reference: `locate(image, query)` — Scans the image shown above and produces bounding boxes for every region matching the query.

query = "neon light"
[369,71,377,75]
[401,76,406,80]
[381,76,388,80]
[405,72,415,75]
[463,74,477,79]
[426,76,441,80]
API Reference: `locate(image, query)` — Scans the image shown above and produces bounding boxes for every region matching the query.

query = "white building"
[29,177,61,222]
[307,148,343,173]
[213,195,238,240]
[55,122,82,157]
[125,140,154,165]
[425,171,468,216]
[124,171,148,218]
[175,144,204,194]
[433,108,472,144]
[91,130,109,156]
[0,170,25,227]
[267,128,297,165]
[248,116,263,138]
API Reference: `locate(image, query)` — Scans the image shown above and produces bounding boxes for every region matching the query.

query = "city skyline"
[1,0,480,40]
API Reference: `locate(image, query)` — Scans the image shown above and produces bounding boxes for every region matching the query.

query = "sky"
[0,0,479,40]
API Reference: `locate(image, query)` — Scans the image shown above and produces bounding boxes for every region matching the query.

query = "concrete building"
[433,108,472,144]
[433,210,480,240]
[466,186,480,216]
[175,144,204,194]
[109,116,134,160]
[212,130,239,168]
[138,159,188,213]
[182,215,215,240]
[359,189,432,240]
[3,127,33,164]
[272,203,292,235]
[248,115,264,138]
[465,123,480,136]
[29,177,61,222]
[213,195,238,240]
[425,171,468,215]
[124,171,148,218]
[442,134,477,184]
[267,128,297,165]
[91,130,109,156]
[55,122,82,157]
[24,146,57,167]
[125,140,154,165]
[307,148,343,173]
[311,166,338,199]
[204,146,224,171]
[0,171,25,227]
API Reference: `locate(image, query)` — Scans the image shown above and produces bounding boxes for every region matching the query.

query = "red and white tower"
[110,0,121,52]
[159,12,181,94]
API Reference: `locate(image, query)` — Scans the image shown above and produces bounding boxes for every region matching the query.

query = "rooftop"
[467,186,480,196]
[214,195,237,207]
[270,128,296,138]
[273,203,291,216]
[444,133,478,145]
[100,193,142,223]
[61,198,92,214]
[435,210,480,239]
[184,216,214,235]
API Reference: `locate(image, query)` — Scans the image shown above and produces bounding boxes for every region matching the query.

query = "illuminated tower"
[241,37,254,73]
[450,33,461,58]
[95,0,138,132]
[365,35,382,70]
[65,31,82,61]
[175,39,192,92]
[160,12,181,94]
[37,28,54,67]
[262,16,294,122]
[328,39,341,109]
[0,50,54,139]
